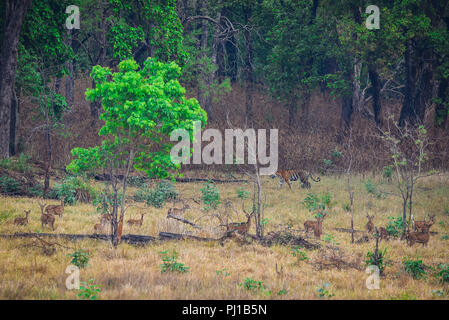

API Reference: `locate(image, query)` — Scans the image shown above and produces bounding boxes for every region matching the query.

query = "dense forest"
[0,0,449,171]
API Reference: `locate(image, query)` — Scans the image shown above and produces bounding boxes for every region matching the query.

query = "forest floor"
[0,172,449,299]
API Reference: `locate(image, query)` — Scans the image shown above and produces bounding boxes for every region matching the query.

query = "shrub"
[159,250,189,273]
[93,189,121,215]
[0,175,21,194]
[77,279,101,300]
[291,246,309,262]
[52,176,96,205]
[386,216,408,238]
[236,188,249,200]
[68,250,90,269]
[240,277,271,296]
[316,282,334,299]
[366,247,388,275]
[302,192,333,218]
[382,165,393,180]
[402,257,428,280]
[0,210,12,222]
[133,180,178,208]
[435,264,449,283]
[127,176,147,187]
[0,153,30,173]
[28,184,44,197]
[201,181,220,210]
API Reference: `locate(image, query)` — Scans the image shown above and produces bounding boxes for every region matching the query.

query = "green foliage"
[386,216,408,238]
[402,257,428,280]
[68,250,90,269]
[0,176,21,194]
[159,250,189,273]
[435,264,449,284]
[382,166,393,180]
[291,246,309,262]
[366,247,388,275]
[390,292,417,300]
[77,279,101,300]
[302,192,332,218]
[216,269,230,277]
[0,154,31,173]
[364,179,386,199]
[240,277,271,296]
[0,210,13,223]
[316,282,334,299]
[441,235,449,241]
[92,189,121,215]
[323,234,339,245]
[52,176,96,205]
[127,176,147,188]
[236,188,249,200]
[201,181,220,211]
[134,180,178,208]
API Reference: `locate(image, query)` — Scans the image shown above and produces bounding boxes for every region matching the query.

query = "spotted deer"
[378,226,389,242]
[14,210,30,226]
[304,213,327,239]
[45,197,65,218]
[406,230,430,247]
[366,214,375,234]
[167,203,191,217]
[94,214,111,233]
[127,213,145,227]
[39,202,55,230]
[414,213,435,233]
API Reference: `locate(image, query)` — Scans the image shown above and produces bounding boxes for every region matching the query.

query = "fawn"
[39,202,55,230]
[45,197,65,217]
[167,203,190,216]
[14,210,30,226]
[127,213,145,227]
[366,214,375,234]
[304,213,327,239]
[406,230,430,247]
[94,214,111,233]
[414,213,435,233]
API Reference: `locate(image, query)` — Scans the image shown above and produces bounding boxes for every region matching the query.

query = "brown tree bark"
[244,8,253,126]
[0,0,32,158]
[368,66,382,124]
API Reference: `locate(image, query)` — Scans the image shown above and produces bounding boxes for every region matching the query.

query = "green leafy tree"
[67,58,206,247]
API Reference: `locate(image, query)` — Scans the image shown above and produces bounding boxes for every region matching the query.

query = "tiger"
[270,169,321,190]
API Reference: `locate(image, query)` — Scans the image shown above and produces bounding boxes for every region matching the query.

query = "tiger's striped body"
[270,170,320,189]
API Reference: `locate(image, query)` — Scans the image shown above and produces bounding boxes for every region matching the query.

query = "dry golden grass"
[0,173,448,300]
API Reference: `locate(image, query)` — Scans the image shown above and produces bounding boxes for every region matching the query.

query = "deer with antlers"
[413,213,435,233]
[38,201,55,230]
[14,210,30,226]
[45,197,65,218]
[93,214,112,233]
[220,202,255,244]
[304,212,327,239]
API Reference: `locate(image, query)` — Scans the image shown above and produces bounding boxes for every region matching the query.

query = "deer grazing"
[127,213,145,227]
[39,202,55,230]
[366,214,375,234]
[45,197,65,218]
[14,210,30,226]
[304,213,327,239]
[413,213,435,233]
[378,226,389,242]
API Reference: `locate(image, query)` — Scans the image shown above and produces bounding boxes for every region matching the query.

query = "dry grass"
[0,173,448,300]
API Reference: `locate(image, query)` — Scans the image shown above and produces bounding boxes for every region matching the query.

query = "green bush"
[236,188,249,200]
[386,216,408,238]
[291,246,309,262]
[316,282,334,299]
[68,250,90,269]
[0,153,31,173]
[0,175,21,194]
[403,257,428,280]
[302,192,332,218]
[201,181,220,210]
[52,176,96,205]
[0,210,13,222]
[435,264,449,283]
[93,189,122,215]
[366,247,388,275]
[28,184,44,197]
[77,279,101,300]
[127,176,147,187]
[159,250,189,273]
[134,180,178,208]
[382,165,393,180]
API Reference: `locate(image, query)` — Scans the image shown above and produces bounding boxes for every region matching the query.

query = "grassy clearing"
[0,173,448,299]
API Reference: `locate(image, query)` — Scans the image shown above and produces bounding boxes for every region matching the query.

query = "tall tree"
[0,0,32,158]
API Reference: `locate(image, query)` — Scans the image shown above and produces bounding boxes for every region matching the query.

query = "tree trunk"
[0,0,32,158]
[368,66,382,124]
[288,99,297,127]
[9,89,18,156]
[352,58,362,112]
[244,8,253,126]
[340,94,353,129]
[43,125,52,196]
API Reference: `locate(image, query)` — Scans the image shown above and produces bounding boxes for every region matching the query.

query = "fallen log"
[158,232,217,242]
[174,178,247,184]
[166,213,202,229]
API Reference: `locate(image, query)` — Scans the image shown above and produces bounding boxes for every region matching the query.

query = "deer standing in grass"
[366,214,375,234]
[304,213,327,239]
[14,210,30,226]
[45,197,65,218]
[406,229,431,247]
[39,202,55,230]
[94,214,112,233]
[413,213,435,233]
[127,213,145,227]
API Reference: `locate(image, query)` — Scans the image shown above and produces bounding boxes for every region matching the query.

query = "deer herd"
[11,194,438,248]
